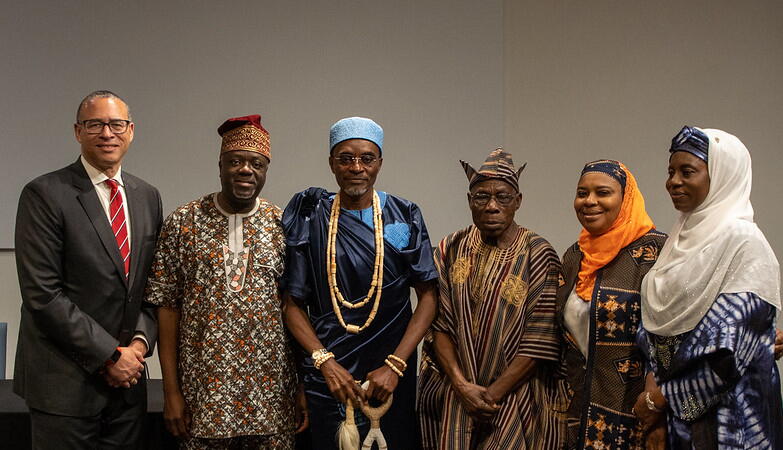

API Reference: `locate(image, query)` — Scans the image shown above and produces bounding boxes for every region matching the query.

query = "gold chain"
[327,191,384,334]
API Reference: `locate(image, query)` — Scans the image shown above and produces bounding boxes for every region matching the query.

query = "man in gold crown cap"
[146,115,304,449]
[417,148,564,449]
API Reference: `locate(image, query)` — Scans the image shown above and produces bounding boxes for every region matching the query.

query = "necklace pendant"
[345,324,361,334]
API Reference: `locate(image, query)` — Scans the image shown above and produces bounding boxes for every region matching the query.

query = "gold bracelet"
[387,354,407,371]
[384,359,404,377]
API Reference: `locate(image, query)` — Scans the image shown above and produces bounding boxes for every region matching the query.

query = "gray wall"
[2,1,783,379]
[0,0,503,378]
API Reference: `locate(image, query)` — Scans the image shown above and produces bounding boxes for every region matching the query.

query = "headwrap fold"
[670,125,709,162]
[576,160,654,301]
[218,114,271,160]
[329,117,383,154]
[642,128,780,336]
[460,148,526,192]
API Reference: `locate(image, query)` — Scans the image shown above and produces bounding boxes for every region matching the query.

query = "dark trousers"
[30,392,146,450]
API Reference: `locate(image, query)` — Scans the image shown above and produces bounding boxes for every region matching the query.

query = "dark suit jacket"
[14,158,163,416]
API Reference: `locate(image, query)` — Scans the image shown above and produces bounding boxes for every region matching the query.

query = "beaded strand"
[327,191,384,334]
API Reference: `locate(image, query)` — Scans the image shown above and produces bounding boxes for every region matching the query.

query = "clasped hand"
[321,360,401,405]
[454,382,500,422]
[104,344,145,389]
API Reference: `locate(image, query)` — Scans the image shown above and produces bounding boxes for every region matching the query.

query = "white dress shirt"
[80,155,131,247]
[80,156,146,349]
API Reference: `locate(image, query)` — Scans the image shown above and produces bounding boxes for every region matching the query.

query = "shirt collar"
[80,155,124,187]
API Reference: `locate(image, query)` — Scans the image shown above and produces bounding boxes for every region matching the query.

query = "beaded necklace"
[327,190,384,334]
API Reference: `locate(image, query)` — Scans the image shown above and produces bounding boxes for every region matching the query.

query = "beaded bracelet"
[386,354,407,371]
[314,351,335,370]
[384,359,404,377]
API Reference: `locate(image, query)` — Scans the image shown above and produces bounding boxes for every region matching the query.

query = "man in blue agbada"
[282,117,438,449]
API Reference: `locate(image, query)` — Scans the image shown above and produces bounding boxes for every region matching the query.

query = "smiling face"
[666,151,710,213]
[218,150,268,213]
[74,97,134,173]
[329,139,382,199]
[468,178,522,239]
[574,172,623,235]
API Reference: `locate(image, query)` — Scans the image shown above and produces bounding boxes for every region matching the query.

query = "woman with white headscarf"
[634,126,783,449]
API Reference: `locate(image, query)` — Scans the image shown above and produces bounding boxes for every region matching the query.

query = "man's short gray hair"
[76,90,132,122]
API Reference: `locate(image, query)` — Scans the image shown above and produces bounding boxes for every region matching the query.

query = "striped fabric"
[418,225,563,449]
[639,292,783,449]
[461,148,525,192]
[105,179,130,277]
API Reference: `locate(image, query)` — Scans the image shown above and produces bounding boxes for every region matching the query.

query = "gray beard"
[342,186,368,197]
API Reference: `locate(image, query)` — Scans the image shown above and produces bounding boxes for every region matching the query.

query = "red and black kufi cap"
[461,148,526,192]
[218,114,271,160]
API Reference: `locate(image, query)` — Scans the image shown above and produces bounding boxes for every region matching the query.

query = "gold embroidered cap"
[218,114,271,160]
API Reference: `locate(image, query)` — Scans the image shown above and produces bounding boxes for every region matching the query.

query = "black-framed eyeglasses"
[334,154,380,167]
[469,192,517,206]
[78,119,131,134]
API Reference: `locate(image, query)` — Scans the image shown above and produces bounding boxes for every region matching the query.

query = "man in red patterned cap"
[147,115,305,449]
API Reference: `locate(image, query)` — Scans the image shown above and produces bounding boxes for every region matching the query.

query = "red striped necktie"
[105,179,130,278]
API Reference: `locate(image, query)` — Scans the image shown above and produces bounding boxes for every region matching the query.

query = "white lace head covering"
[641,128,780,336]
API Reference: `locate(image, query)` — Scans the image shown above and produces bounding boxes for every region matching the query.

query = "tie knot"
[105,179,119,190]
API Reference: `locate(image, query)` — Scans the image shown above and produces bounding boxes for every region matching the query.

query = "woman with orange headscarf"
[556,160,666,449]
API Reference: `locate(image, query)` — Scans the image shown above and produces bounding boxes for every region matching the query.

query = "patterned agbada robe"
[146,194,296,439]
[418,225,563,450]
[556,230,666,449]
[638,293,783,449]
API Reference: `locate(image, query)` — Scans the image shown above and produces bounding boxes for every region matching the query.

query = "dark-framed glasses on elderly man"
[334,154,380,167]
[79,119,131,134]
[470,192,516,207]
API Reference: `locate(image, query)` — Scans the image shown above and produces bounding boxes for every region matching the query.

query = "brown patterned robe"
[556,229,666,449]
[418,225,563,450]
[146,194,296,439]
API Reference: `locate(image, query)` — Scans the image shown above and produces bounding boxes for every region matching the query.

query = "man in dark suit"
[14,90,163,449]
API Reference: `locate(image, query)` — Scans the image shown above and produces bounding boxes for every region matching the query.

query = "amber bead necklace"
[327,190,384,334]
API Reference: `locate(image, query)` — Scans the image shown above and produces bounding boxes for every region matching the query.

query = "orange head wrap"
[576,161,654,301]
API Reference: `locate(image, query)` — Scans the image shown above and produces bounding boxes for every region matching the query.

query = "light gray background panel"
[2,1,782,381]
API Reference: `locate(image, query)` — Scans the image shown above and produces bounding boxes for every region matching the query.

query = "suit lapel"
[125,176,143,290]
[70,161,128,288]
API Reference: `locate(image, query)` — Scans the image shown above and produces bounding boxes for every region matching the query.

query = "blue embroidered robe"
[282,187,438,450]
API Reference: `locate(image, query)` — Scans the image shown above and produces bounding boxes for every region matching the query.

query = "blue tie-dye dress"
[638,292,783,449]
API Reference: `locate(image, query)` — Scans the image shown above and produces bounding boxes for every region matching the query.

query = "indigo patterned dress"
[638,292,783,449]
[556,229,667,449]
[282,187,438,450]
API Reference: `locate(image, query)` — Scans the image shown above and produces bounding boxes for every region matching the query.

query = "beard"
[342,186,368,197]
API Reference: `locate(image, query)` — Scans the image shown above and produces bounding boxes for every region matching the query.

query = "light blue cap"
[329,117,383,154]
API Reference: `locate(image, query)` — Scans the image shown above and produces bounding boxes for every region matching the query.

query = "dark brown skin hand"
[365,364,399,403]
[163,389,191,439]
[455,381,500,422]
[634,390,666,432]
[645,423,667,450]
[321,358,365,405]
[774,328,783,360]
[294,383,309,434]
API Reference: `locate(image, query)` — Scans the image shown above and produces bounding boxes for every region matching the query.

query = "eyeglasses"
[470,192,517,206]
[334,154,380,167]
[78,119,131,134]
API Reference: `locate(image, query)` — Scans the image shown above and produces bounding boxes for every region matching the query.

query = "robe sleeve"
[431,243,456,335]
[145,208,186,309]
[281,188,325,302]
[399,202,438,284]
[657,292,775,422]
[516,239,562,362]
